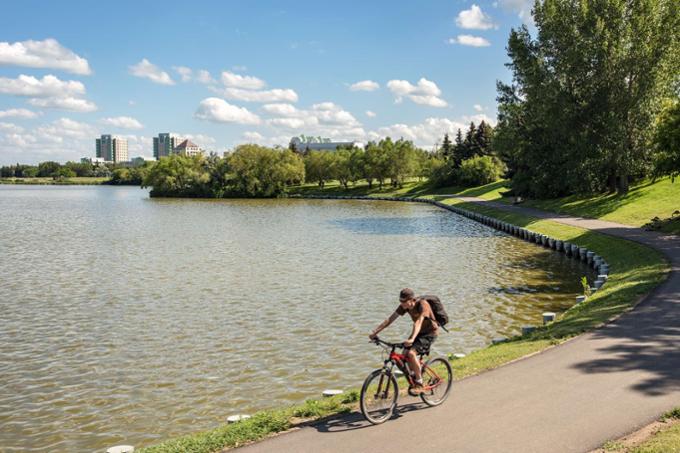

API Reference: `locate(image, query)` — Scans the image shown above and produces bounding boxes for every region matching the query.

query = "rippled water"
[0,186,593,452]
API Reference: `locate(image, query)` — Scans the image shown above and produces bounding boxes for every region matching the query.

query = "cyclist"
[368,288,439,395]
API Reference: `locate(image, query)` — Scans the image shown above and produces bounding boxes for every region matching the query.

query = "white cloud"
[496,0,533,23]
[0,74,85,97]
[28,97,97,112]
[311,102,360,126]
[194,97,261,125]
[262,103,300,117]
[197,70,216,85]
[0,38,91,75]
[129,59,175,85]
[366,110,376,118]
[221,87,299,103]
[267,117,313,129]
[462,113,496,125]
[349,80,380,92]
[474,104,484,112]
[371,117,468,148]
[37,118,97,141]
[221,71,266,90]
[456,5,496,30]
[242,131,264,142]
[386,78,448,107]
[0,108,41,119]
[448,35,491,47]
[173,66,193,82]
[100,116,144,130]
[0,117,101,163]
[0,122,24,133]
[168,132,217,150]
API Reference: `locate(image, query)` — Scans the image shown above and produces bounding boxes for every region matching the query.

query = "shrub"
[456,156,506,187]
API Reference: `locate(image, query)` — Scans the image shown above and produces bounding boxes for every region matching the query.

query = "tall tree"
[441,133,453,161]
[495,0,680,196]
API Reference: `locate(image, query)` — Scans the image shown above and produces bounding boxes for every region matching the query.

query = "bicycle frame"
[382,344,444,392]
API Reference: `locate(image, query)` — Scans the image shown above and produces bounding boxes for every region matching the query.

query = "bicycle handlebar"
[371,336,406,349]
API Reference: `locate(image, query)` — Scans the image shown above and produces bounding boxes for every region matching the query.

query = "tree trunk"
[616,174,629,194]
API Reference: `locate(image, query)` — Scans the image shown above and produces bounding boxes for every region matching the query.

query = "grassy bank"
[138,195,668,453]
[294,177,680,234]
[599,408,680,453]
[0,176,110,185]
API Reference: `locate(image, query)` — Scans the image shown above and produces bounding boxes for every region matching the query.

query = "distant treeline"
[0,161,152,185]
[141,126,503,198]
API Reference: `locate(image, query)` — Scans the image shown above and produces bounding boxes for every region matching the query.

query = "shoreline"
[137,194,669,453]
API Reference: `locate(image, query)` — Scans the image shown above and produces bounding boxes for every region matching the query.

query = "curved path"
[238,198,680,453]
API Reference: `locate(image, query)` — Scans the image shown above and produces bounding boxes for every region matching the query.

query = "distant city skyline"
[0,0,534,164]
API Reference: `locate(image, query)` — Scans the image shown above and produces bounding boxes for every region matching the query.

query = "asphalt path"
[237,198,680,453]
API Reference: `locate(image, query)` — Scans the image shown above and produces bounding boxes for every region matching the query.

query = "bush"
[456,156,506,187]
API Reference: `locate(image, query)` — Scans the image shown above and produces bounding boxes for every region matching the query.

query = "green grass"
[138,194,668,453]
[0,176,110,185]
[498,177,680,234]
[631,424,680,453]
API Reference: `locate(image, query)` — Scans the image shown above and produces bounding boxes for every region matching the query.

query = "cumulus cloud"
[0,74,85,97]
[28,97,97,112]
[0,38,91,75]
[474,104,484,112]
[0,122,24,133]
[0,108,41,119]
[242,131,264,142]
[100,116,144,130]
[349,80,380,92]
[173,66,193,82]
[196,70,216,85]
[221,71,266,90]
[448,35,491,47]
[221,87,299,103]
[262,103,300,117]
[386,78,448,107]
[129,59,175,85]
[456,5,496,30]
[366,110,376,118]
[194,97,261,125]
[37,117,97,141]
[496,0,534,23]
[371,117,467,148]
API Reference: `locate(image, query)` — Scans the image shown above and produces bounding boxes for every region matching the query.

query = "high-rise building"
[153,133,181,159]
[95,135,129,163]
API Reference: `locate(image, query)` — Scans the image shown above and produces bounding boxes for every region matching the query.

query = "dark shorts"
[409,334,436,355]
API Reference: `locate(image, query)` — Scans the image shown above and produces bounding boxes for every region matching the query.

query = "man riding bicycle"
[369,288,439,395]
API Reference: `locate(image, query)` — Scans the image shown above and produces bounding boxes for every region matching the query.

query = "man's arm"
[369,311,400,339]
[404,313,425,346]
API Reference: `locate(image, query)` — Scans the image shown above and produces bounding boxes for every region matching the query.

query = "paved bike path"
[237,198,680,453]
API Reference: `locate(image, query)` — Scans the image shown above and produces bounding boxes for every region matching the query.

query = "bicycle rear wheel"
[420,357,452,406]
[360,369,398,424]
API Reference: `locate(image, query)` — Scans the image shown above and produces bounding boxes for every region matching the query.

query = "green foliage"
[142,154,212,197]
[53,167,76,179]
[456,155,506,187]
[110,166,149,185]
[662,407,680,421]
[37,161,61,177]
[304,150,336,188]
[495,0,680,197]
[653,99,680,181]
[228,145,304,197]
[581,276,592,297]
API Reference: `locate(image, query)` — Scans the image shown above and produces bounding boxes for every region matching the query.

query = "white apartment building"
[95,135,129,163]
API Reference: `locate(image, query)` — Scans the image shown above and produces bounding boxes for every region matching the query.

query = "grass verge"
[599,407,680,452]
[138,195,668,453]
[0,176,110,185]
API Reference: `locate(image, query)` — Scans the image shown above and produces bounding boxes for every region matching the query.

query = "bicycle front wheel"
[420,357,453,407]
[360,369,398,424]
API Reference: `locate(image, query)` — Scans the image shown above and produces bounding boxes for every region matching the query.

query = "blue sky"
[0,0,533,164]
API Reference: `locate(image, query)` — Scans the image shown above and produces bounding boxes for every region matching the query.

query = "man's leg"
[406,348,423,384]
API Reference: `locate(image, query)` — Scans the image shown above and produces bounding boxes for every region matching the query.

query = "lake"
[0,185,593,451]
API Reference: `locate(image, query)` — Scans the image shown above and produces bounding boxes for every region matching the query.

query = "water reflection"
[0,186,594,452]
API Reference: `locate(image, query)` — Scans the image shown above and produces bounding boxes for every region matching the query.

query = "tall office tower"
[153,133,181,159]
[95,135,129,163]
